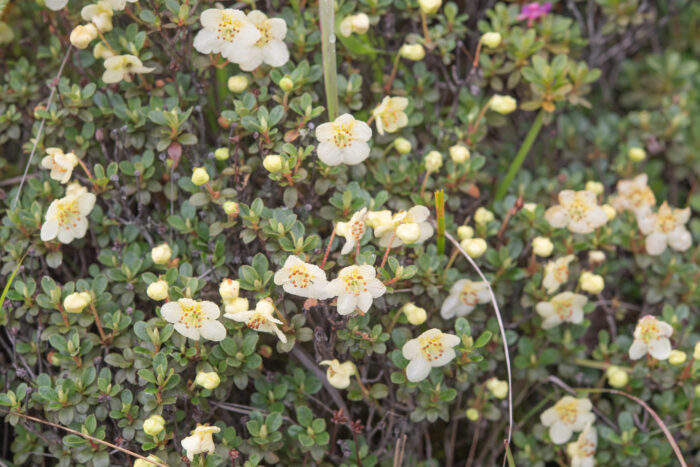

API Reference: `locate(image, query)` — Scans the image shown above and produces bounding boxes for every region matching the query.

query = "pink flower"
[517,2,552,26]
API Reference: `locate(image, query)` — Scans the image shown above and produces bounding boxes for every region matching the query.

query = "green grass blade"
[0,251,27,326]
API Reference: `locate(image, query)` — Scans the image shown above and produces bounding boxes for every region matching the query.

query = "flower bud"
[466,408,479,421]
[93,42,115,59]
[151,243,172,265]
[224,297,249,315]
[424,150,443,172]
[480,32,501,48]
[214,147,229,161]
[461,238,487,258]
[669,350,686,366]
[694,342,700,360]
[605,366,628,388]
[263,155,283,173]
[602,204,616,220]
[399,44,425,61]
[70,24,98,49]
[135,456,163,467]
[143,415,165,436]
[228,74,248,93]
[401,302,427,325]
[223,201,239,216]
[474,207,494,225]
[628,147,646,162]
[195,371,221,390]
[696,385,700,398]
[449,145,470,164]
[457,225,474,241]
[532,236,553,257]
[147,280,169,301]
[419,0,442,14]
[397,223,421,244]
[523,202,537,213]
[490,95,517,115]
[394,137,412,154]
[191,167,210,186]
[486,378,508,399]
[579,271,604,294]
[585,181,604,196]
[63,292,91,313]
[279,76,294,92]
[219,279,240,301]
[588,250,606,264]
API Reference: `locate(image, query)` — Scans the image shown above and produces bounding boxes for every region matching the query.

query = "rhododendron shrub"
[0,1,699,466]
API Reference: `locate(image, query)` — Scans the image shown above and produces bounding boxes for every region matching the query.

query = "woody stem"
[96,31,117,54]
[379,231,396,270]
[57,304,69,327]
[77,159,95,181]
[320,225,337,269]
[420,11,432,45]
[89,302,108,344]
[273,304,290,328]
[419,169,431,197]
[386,308,403,334]
[384,52,402,94]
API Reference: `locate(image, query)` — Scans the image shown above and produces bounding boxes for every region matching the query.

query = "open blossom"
[372,96,409,135]
[161,299,227,341]
[567,423,597,467]
[102,55,154,84]
[326,265,386,315]
[320,359,356,389]
[540,396,595,444]
[517,2,552,26]
[542,255,575,294]
[181,425,220,461]
[402,329,460,382]
[46,0,69,10]
[337,208,368,255]
[193,9,261,63]
[629,315,673,360]
[273,256,328,299]
[611,174,656,216]
[237,10,289,71]
[373,206,433,247]
[315,114,372,166]
[535,292,587,329]
[636,202,692,255]
[41,148,79,184]
[41,183,96,244]
[81,1,115,32]
[545,190,607,234]
[440,279,490,319]
[224,299,287,343]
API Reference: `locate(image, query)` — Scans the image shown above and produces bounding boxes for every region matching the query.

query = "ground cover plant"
[0,0,699,465]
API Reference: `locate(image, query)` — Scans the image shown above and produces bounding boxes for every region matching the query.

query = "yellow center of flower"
[459,285,479,306]
[638,320,660,343]
[217,14,244,42]
[553,264,569,283]
[56,198,82,229]
[567,197,591,222]
[343,272,367,295]
[575,436,596,457]
[553,298,573,319]
[629,187,655,209]
[52,159,68,173]
[332,122,356,148]
[287,264,313,289]
[179,302,204,329]
[657,210,677,233]
[554,400,580,424]
[350,220,365,239]
[255,21,272,46]
[419,334,445,362]
[246,312,268,330]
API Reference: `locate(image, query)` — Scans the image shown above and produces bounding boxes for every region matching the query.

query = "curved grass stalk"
[319,0,338,121]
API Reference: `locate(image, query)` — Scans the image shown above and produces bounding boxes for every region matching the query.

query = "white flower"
[219,279,240,301]
[372,96,409,135]
[532,236,554,257]
[490,95,517,114]
[160,299,226,341]
[46,0,69,10]
[224,299,287,343]
[440,279,490,319]
[566,423,597,467]
[102,55,154,84]
[545,190,608,234]
[460,238,487,258]
[134,456,163,467]
[579,272,604,294]
[315,113,372,166]
[611,174,656,216]
[108,0,138,11]
[628,315,673,360]
[339,13,370,37]
[81,1,114,32]
[41,148,79,184]
[181,425,220,462]
[637,201,692,256]
[151,243,172,265]
[193,9,261,64]
[336,208,368,255]
[542,255,575,294]
[326,265,386,315]
[373,206,433,248]
[535,292,587,329]
[146,280,169,301]
[143,415,165,436]
[365,210,393,230]
[424,150,443,172]
[64,292,92,313]
[320,359,356,389]
[540,396,595,444]
[237,10,289,71]
[401,302,427,325]
[195,371,221,390]
[402,329,460,382]
[41,184,96,244]
[474,207,494,225]
[273,256,329,299]
[93,42,115,59]
[449,145,470,163]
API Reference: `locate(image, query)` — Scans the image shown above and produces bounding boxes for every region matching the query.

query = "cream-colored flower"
[326,265,386,315]
[579,272,604,294]
[424,150,443,172]
[146,280,169,301]
[401,302,427,325]
[320,359,356,389]
[224,299,287,343]
[365,210,393,229]
[605,365,628,388]
[629,315,673,360]
[532,236,553,257]
[263,154,283,172]
[490,95,517,114]
[545,190,608,234]
[486,378,508,399]
[151,243,172,265]
[143,415,165,436]
[273,255,329,299]
[191,167,209,186]
[419,0,442,15]
[460,238,487,258]
[457,225,474,241]
[566,423,597,467]
[237,10,289,71]
[224,297,248,315]
[588,250,605,264]
[440,279,490,319]
[46,0,69,10]
[668,350,686,366]
[93,42,115,59]
[584,181,603,196]
[64,292,92,313]
[337,208,368,255]
[81,1,114,32]
[161,299,226,341]
[70,24,98,49]
[195,371,221,390]
[181,425,220,461]
[219,279,240,301]
[102,55,154,84]
[372,96,409,135]
[542,255,575,294]
[628,146,646,162]
[399,43,425,61]
[480,32,501,48]
[339,13,369,37]
[449,145,470,163]
[636,201,692,255]
[41,148,79,184]
[394,137,412,154]
[41,184,96,244]
[540,396,595,444]
[315,113,372,166]
[535,292,587,329]
[611,174,656,216]
[474,207,494,225]
[193,9,261,63]
[227,74,248,93]
[397,223,421,244]
[402,329,460,382]
[374,206,433,248]
[134,455,163,467]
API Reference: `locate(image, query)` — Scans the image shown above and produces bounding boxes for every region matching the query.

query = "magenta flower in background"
[517,2,553,26]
